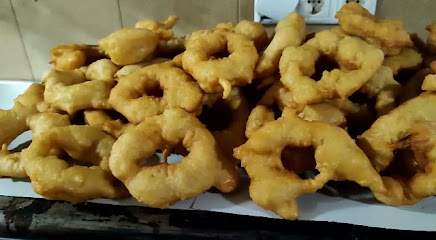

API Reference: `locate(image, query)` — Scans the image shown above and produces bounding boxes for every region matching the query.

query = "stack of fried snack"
[1,3,436,220]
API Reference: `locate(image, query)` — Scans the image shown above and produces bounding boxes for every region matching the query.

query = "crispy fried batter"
[98,28,159,65]
[136,15,179,41]
[43,69,113,114]
[358,92,436,172]
[0,145,24,178]
[0,84,45,146]
[384,48,422,75]
[22,126,128,202]
[360,66,402,115]
[422,74,436,91]
[335,3,412,55]
[114,58,170,79]
[109,63,203,123]
[372,121,436,205]
[84,110,134,138]
[50,44,105,71]
[86,59,119,82]
[1,112,70,178]
[216,20,268,50]
[255,12,305,78]
[182,30,258,98]
[109,108,239,207]
[235,113,384,220]
[280,30,383,105]
[426,23,436,53]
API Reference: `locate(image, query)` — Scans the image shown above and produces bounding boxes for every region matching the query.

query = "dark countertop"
[1,196,435,240]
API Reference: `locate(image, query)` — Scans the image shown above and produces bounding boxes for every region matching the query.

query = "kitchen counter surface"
[0,195,434,239]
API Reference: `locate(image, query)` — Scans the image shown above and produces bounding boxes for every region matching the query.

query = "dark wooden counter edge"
[0,196,434,240]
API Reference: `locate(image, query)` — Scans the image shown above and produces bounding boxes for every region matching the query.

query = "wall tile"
[12,0,122,79]
[239,0,253,21]
[0,0,33,80]
[119,0,238,36]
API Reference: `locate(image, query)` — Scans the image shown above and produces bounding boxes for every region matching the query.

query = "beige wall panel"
[0,0,33,80]
[119,0,239,36]
[12,0,122,79]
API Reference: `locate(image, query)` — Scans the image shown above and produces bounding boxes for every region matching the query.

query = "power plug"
[254,0,377,24]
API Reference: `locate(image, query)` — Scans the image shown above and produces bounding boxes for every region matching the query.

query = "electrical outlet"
[254,0,377,24]
[296,0,338,24]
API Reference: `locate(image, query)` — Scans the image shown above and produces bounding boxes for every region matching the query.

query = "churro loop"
[235,113,384,220]
[280,30,384,105]
[109,63,203,123]
[182,30,258,98]
[43,69,113,114]
[22,125,127,202]
[109,108,239,207]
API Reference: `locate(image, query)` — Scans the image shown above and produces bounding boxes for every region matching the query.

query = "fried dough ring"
[426,23,436,53]
[245,105,317,176]
[245,105,275,139]
[216,20,268,50]
[383,48,422,75]
[234,113,384,220]
[84,110,134,138]
[295,101,348,127]
[422,61,436,91]
[85,59,119,83]
[136,15,183,58]
[0,84,44,146]
[114,58,170,79]
[109,108,239,207]
[27,112,71,136]
[280,30,384,105]
[358,92,436,172]
[98,28,159,65]
[208,89,249,163]
[109,64,203,124]
[22,125,127,202]
[401,122,436,199]
[135,15,179,41]
[422,74,436,91]
[245,81,297,138]
[245,82,296,138]
[246,82,372,137]
[0,112,70,178]
[255,12,305,78]
[0,83,57,146]
[43,69,114,114]
[182,30,258,98]
[235,21,268,50]
[50,44,105,71]
[335,3,412,55]
[370,121,436,205]
[360,66,402,115]
[249,82,374,137]
[0,145,24,178]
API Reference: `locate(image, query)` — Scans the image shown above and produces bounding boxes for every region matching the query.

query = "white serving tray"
[0,81,435,231]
